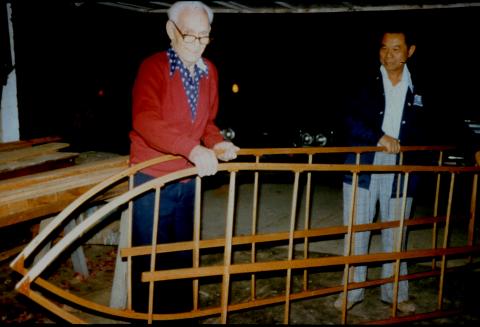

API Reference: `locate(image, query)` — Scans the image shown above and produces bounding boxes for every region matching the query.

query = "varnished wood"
[250,155,261,301]
[302,154,314,292]
[193,176,202,311]
[0,142,70,164]
[0,136,62,152]
[8,146,480,324]
[0,155,127,191]
[23,262,469,322]
[284,172,300,323]
[141,245,480,282]
[9,155,174,276]
[120,216,448,258]
[0,152,79,180]
[220,172,236,324]
[0,168,128,228]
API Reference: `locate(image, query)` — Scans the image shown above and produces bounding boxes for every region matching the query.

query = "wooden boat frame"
[10,146,480,324]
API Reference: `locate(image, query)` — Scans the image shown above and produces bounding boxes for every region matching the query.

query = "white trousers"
[340,152,412,304]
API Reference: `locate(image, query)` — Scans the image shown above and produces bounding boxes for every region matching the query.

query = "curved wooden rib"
[15,165,197,289]
[31,275,220,321]
[10,155,176,270]
[24,244,480,322]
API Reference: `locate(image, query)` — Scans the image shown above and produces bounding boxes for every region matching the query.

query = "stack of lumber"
[0,139,79,180]
[0,138,130,263]
[0,155,129,228]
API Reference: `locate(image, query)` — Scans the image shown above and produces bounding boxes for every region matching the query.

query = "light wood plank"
[0,136,62,152]
[0,155,128,228]
[0,155,128,192]
[0,152,79,179]
[0,142,71,164]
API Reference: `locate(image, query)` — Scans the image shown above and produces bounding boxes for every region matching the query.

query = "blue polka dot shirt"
[167,48,209,121]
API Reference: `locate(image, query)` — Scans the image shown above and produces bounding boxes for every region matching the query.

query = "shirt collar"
[380,64,413,93]
[167,47,208,78]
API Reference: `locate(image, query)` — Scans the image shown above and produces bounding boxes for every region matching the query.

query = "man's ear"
[166,20,175,42]
[407,44,416,58]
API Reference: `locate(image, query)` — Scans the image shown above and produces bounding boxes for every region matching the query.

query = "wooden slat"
[0,166,126,203]
[0,152,79,180]
[237,145,454,156]
[26,136,63,145]
[0,142,70,164]
[0,182,127,228]
[0,136,62,152]
[0,156,129,228]
[141,245,480,282]
[120,216,447,258]
[0,155,128,192]
[0,169,128,228]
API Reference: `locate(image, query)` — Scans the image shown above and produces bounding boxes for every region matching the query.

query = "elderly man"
[129,1,239,315]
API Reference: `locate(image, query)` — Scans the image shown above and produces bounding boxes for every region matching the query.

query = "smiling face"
[379,32,416,75]
[166,7,211,70]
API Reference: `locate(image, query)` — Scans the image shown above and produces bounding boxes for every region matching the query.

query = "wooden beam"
[0,155,128,191]
[0,136,62,152]
[0,152,79,180]
[0,142,70,164]
[0,157,129,228]
[0,183,127,228]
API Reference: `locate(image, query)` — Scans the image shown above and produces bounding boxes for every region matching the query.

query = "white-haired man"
[129,1,239,315]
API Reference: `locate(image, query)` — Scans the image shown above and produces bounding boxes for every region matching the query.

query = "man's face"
[168,8,210,68]
[379,33,415,74]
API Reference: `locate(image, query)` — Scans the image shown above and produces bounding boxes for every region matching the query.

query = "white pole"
[0,2,19,142]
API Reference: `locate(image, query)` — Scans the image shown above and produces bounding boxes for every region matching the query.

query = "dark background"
[6,0,480,154]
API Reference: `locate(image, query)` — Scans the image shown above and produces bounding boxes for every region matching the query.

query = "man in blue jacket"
[334,29,430,314]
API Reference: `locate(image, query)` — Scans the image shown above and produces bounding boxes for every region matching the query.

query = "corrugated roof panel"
[96,0,480,13]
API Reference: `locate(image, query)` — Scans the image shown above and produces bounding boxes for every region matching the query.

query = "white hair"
[168,1,214,24]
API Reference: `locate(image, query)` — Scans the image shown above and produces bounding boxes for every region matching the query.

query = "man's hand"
[188,145,218,177]
[379,134,401,154]
[213,141,240,161]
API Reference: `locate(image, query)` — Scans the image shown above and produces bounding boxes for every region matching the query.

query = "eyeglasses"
[170,20,211,45]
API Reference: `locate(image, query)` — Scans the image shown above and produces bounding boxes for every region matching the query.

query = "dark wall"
[11,0,164,153]
[10,1,480,153]
[209,9,480,133]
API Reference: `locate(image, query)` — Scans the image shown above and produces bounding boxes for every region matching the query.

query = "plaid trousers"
[340,151,412,304]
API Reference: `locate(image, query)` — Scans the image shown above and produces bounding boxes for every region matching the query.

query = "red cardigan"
[129,51,224,177]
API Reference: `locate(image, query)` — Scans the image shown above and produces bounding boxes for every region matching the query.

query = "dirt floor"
[2,243,480,324]
[1,158,480,324]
